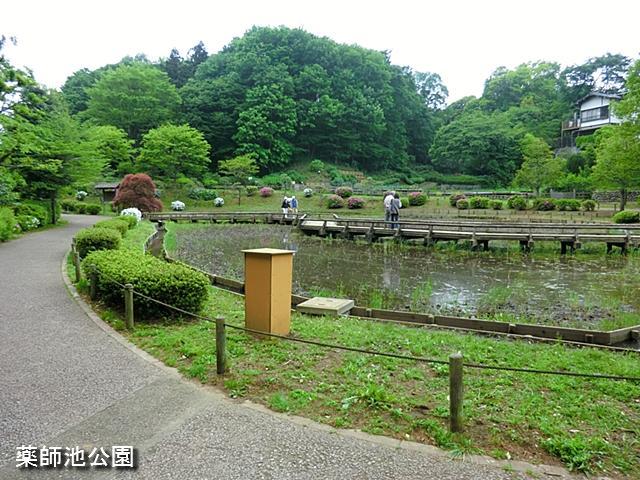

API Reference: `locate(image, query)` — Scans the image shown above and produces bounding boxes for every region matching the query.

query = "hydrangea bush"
[214,197,225,207]
[76,190,88,201]
[171,200,185,211]
[408,192,427,206]
[303,188,313,197]
[326,194,345,209]
[347,197,365,209]
[120,207,142,223]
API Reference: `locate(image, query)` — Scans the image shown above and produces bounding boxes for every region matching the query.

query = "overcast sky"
[1,0,638,103]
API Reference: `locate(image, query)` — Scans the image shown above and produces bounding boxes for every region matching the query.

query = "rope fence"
[77,259,640,433]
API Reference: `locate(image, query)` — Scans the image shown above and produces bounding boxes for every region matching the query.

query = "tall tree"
[592,125,640,210]
[137,124,211,180]
[513,134,564,195]
[83,63,180,142]
[413,71,449,110]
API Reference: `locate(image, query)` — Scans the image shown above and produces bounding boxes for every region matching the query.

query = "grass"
[106,288,640,477]
[120,220,156,252]
[71,215,640,477]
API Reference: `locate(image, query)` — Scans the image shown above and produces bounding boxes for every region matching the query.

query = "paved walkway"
[0,215,534,479]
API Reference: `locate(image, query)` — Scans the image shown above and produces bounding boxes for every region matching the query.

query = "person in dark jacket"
[390,193,402,229]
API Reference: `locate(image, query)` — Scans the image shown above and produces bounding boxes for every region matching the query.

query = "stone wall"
[592,191,640,203]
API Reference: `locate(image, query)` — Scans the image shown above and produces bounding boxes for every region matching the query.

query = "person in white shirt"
[383,191,395,223]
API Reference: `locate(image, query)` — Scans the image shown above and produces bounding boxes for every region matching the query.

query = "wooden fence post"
[124,283,134,330]
[89,266,98,300]
[216,316,227,374]
[73,250,82,283]
[449,351,464,433]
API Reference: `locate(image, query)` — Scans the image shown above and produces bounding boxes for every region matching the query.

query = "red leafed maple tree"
[113,174,163,212]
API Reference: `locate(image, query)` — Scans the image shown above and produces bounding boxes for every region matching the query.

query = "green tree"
[84,63,180,142]
[85,125,135,175]
[218,154,258,184]
[430,111,520,183]
[137,124,211,180]
[592,125,640,210]
[513,133,564,195]
[413,71,449,110]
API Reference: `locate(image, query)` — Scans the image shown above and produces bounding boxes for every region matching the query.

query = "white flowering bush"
[120,207,142,223]
[303,188,313,197]
[214,197,224,207]
[76,190,88,201]
[171,200,185,211]
[16,215,40,231]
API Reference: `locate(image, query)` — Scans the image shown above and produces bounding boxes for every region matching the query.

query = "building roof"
[576,92,622,106]
[94,182,120,190]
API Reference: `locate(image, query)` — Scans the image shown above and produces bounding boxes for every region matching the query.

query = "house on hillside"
[559,93,621,148]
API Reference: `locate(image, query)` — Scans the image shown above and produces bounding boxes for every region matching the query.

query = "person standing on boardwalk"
[290,196,298,214]
[281,196,290,215]
[383,191,394,223]
[390,192,402,229]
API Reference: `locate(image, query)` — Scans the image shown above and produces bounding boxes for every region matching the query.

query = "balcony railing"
[561,119,580,130]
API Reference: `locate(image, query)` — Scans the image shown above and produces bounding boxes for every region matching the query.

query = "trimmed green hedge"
[81,250,210,319]
[118,214,138,229]
[0,207,16,242]
[14,202,48,226]
[75,228,121,257]
[94,218,130,236]
[469,196,490,209]
[555,199,581,211]
[612,210,640,224]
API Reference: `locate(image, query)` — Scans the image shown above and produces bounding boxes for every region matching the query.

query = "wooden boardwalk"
[145,212,640,253]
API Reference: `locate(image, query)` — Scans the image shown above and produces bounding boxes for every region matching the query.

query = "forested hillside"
[1,26,636,203]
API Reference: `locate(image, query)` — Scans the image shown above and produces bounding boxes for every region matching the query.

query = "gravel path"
[0,215,542,479]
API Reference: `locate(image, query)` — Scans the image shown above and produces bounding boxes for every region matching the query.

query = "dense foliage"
[81,249,210,318]
[113,174,163,212]
[75,227,121,257]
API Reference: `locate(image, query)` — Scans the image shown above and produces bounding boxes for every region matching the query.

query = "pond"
[169,223,640,331]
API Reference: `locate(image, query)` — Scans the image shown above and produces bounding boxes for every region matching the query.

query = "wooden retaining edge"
[153,227,639,348]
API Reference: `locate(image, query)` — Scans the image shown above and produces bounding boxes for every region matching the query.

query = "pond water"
[170,224,640,330]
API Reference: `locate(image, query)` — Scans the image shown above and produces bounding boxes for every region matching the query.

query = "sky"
[1,0,639,103]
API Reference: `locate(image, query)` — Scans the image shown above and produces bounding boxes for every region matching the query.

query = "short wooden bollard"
[73,250,82,283]
[89,268,98,300]
[124,284,134,330]
[449,352,464,433]
[215,316,227,375]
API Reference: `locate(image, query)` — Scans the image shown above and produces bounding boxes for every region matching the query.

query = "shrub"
[347,197,365,209]
[14,202,48,226]
[612,210,640,224]
[489,200,504,210]
[171,200,186,211]
[556,199,581,211]
[114,173,163,212]
[456,199,469,210]
[120,207,142,224]
[582,199,597,211]
[118,215,138,229]
[81,249,210,319]
[214,197,224,207]
[0,207,16,241]
[75,227,121,257]
[246,186,258,197]
[326,194,345,209]
[408,192,427,206]
[76,190,88,201]
[449,193,466,207]
[188,188,217,201]
[16,215,40,231]
[507,195,528,210]
[469,196,490,209]
[94,218,130,236]
[303,188,313,198]
[60,199,77,212]
[309,159,324,172]
[533,198,556,211]
[259,187,274,197]
[85,204,102,215]
[335,186,353,198]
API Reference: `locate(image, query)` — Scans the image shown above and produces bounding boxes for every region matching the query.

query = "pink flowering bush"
[259,187,274,197]
[326,194,345,209]
[347,197,365,209]
[408,192,427,206]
